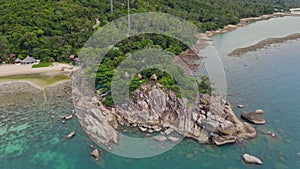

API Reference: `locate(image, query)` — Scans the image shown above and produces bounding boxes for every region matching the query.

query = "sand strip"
[0,63,73,77]
[229,33,300,56]
[0,63,74,89]
[204,12,300,37]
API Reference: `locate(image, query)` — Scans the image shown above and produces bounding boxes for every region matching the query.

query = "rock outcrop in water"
[72,69,257,147]
[241,112,266,124]
[242,154,263,165]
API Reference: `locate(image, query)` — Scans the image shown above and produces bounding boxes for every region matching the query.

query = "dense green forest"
[1,0,299,106]
[2,0,298,63]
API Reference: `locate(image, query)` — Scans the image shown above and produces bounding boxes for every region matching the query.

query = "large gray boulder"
[242,154,263,165]
[241,112,266,124]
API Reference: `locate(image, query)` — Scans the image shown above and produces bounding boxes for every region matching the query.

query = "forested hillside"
[1,0,291,63]
[234,0,300,9]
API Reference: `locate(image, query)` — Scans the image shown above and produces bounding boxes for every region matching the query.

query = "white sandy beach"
[0,63,74,77]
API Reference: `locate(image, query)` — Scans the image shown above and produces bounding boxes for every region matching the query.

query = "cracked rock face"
[73,69,256,148]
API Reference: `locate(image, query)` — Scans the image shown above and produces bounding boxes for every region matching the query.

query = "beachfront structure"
[14,58,22,64]
[21,56,38,64]
[69,55,81,63]
[290,8,300,14]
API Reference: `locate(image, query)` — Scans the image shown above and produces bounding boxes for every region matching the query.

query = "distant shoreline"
[228,33,300,56]
[196,13,300,57]
[202,12,300,57]
[0,63,73,77]
[205,12,300,37]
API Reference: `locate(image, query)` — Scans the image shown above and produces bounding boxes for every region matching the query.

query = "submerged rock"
[238,105,246,108]
[154,135,168,142]
[91,149,101,160]
[241,112,266,124]
[242,154,263,165]
[168,136,180,143]
[62,114,73,120]
[261,131,277,138]
[164,128,174,135]
[66,130,75,139]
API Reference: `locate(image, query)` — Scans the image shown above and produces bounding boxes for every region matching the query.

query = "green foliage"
[129,77,146,93]
[198,75,214,95]
[0,0,286,63]
[0,0,293,106]
[103,94,114,107]
[0,35,10,63]
[31,62,53,68]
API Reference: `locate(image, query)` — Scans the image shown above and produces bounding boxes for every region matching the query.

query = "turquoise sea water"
[1,17,300,168]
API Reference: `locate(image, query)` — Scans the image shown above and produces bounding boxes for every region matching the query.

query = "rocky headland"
[72,69,257,147]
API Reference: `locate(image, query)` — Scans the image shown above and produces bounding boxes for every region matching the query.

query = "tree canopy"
[1,0,295,63]
[1,0,299,106]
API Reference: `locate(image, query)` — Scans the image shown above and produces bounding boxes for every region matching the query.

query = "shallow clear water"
[222,40,300,169]
[213,16,300,56]
[0,84,101,169]
[1,16,300,169]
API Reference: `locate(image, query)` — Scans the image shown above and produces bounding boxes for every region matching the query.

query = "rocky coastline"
[72,69,257,147]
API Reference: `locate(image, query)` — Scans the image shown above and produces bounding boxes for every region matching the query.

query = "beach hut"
[69,55,81,63]
[14,58,22,64]
[69,55,75,60]
[150,74,157,82]
[21,56,36,64]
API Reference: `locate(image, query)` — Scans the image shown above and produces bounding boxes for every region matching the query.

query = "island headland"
[72,68,257,147]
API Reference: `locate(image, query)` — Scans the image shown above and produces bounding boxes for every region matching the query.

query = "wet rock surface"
[0,82,44,107]
[241,112,266,124]
[45,81,72,101]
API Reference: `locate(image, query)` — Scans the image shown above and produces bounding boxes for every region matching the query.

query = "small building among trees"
[14,58,22,64]
[69,55,81,63]
[20,56,38,64]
